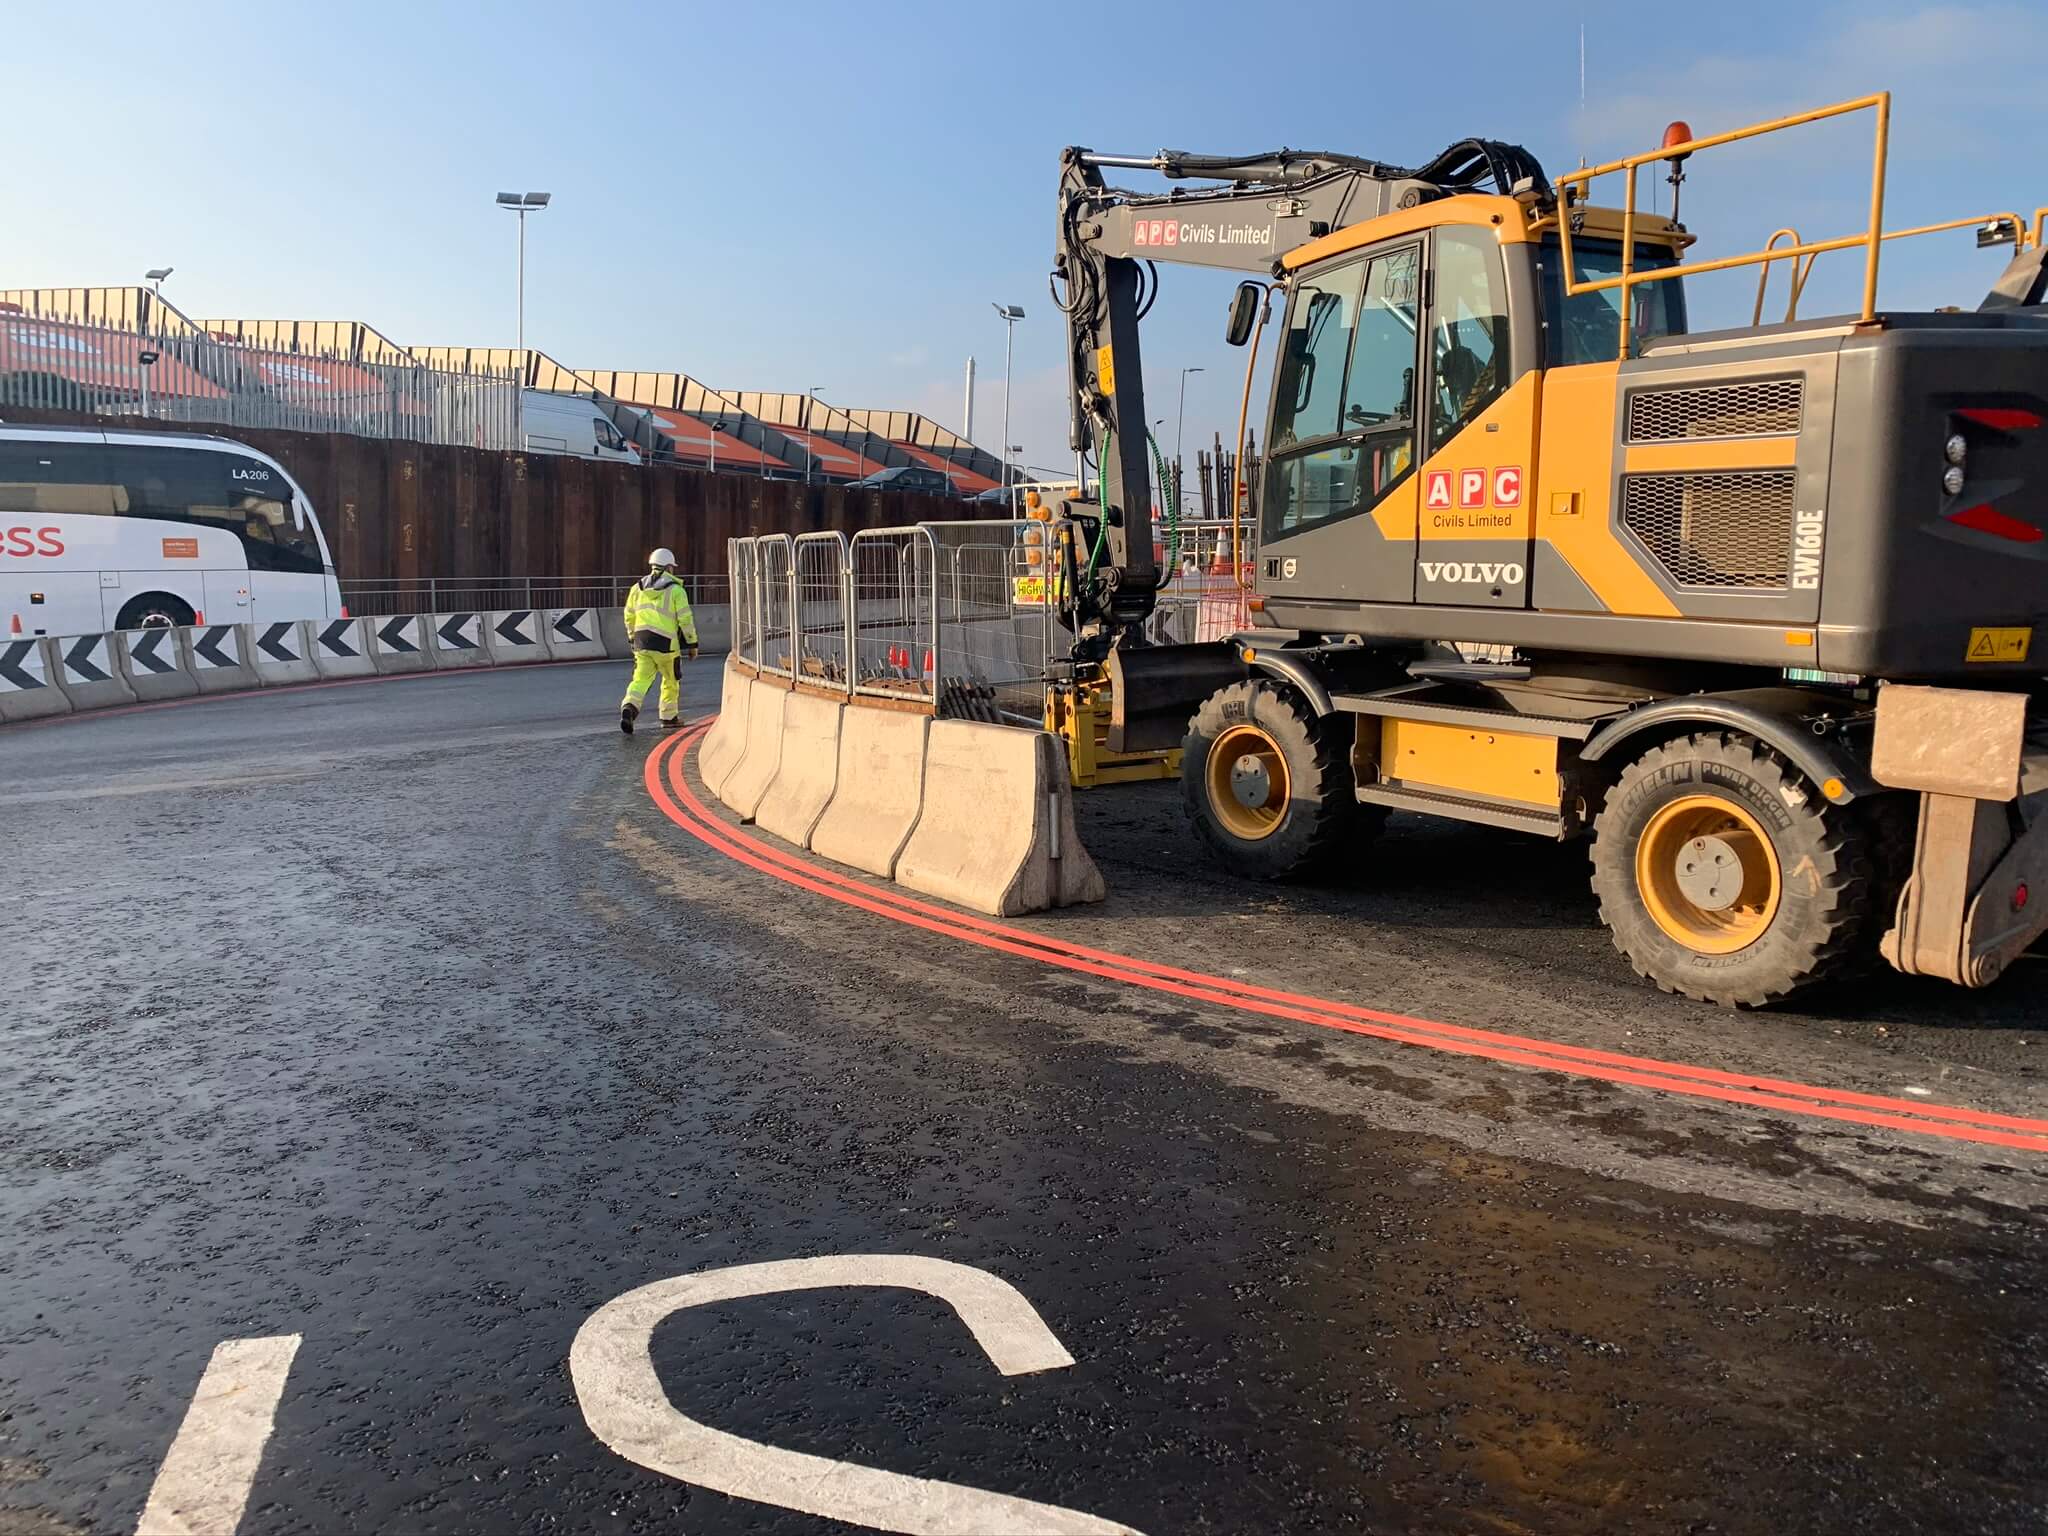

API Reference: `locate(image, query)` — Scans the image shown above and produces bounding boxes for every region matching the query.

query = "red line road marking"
[645,728,2048,1154]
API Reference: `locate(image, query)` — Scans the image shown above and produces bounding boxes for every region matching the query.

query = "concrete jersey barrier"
[428,612,490,670]
[485,610,552,665]
[251,620,320,686]
[698,660,753,795]
[809,706,929,878]
[754,688,844,849]
[0,636,70,722]
[310,617,376,679]
[895,720,1105,916]
[118,626,198,702]
[598,606,633,660]
[53,633,136,712]
[182,624,261,694]
[545,608,606,661]
[716,678,789,821]
[367,614,433,675]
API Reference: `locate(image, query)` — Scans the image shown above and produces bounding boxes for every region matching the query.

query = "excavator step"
[1354,781,1567,838]
[1331,685,1597,741]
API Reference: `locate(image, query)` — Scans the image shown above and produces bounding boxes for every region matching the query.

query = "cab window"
[1429,228,1511,452]
[1264,244,1421,543]
[1269,259,1362,450]
[1537,238,1685,365]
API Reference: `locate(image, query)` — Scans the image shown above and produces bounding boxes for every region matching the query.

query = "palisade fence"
[0,304,519,448]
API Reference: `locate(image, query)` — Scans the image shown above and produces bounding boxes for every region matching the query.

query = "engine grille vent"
[1626,379,1804,441]
[1621,471,1796,589]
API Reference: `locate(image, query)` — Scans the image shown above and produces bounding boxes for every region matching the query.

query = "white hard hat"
[648,547,677,569]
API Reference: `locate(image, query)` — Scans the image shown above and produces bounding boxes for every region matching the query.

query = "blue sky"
[5,0,2042,477]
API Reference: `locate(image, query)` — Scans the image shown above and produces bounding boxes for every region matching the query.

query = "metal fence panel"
[756,534,796,678]
[848,526,937,707]
[793,532,851,692]
[920,519,1043,722]
[730,539,761,667]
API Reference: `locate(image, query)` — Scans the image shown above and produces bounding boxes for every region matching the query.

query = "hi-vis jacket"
[625,573,698,651]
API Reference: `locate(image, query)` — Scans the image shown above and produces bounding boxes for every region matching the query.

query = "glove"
[687,645,700,661]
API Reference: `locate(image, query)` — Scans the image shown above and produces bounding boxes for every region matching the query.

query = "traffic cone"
[194,609,205,625]
[8,613,20,636]
[922,648,934,676]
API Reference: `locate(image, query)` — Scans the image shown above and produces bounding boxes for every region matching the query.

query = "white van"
[521,391,641,463]
[0,425,342,636]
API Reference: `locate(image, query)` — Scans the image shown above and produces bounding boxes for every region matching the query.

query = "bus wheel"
[1590,731,1884,1007]
[116,593,196,631]
[1181,679,1368,881]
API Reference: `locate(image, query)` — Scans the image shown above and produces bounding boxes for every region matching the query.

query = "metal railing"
[337,574,727,617]
[0,303,520,448]
[1558,93,1901,357]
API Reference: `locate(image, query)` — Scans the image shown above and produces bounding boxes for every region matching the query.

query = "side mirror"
[1225,282,1261,347]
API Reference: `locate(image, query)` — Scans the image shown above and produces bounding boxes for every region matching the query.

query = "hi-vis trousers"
[622,649,680,721]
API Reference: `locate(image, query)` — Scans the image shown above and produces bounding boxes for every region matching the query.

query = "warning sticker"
[1965,626,2031,663]
[162,537,199,558]
[1012,575,1049,606]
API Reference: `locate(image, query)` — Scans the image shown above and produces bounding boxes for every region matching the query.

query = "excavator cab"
[1250,207,1692,621]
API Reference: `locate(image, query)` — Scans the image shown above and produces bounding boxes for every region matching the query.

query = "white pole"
[505,205,516,444]
[962,356,975,444]
[1001,320,1014,515]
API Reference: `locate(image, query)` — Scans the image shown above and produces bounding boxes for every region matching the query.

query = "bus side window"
[0,441,121,516]
[103,445,322,574]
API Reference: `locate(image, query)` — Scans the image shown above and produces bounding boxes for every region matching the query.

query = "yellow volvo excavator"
[1045,93,2048,1006]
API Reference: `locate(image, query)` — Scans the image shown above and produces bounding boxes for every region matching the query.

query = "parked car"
[853,464,957,496]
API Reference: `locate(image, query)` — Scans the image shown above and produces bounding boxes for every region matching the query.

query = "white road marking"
[135,1334,301,1536]
[570,1255,1142,1535]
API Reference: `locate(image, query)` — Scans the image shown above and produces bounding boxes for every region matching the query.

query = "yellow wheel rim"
[1208,723,1291,841]
[1635,794,1783,954]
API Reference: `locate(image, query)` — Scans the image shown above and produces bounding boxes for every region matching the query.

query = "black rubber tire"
[115,593,195,631]
[1590,731,1888,1007]
[1181,678,1371,882]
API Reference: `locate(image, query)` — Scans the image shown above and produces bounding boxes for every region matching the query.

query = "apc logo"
[1425,466,1522,509]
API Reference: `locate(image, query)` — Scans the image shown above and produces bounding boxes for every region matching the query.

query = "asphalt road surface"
[2,661,2043,1536]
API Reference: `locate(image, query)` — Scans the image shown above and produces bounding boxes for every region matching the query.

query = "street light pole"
[495,192,552,445]
[1176,367,1204,508]
[991,303,1023,514]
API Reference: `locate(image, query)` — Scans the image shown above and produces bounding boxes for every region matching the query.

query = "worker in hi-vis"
[620,547,698,734]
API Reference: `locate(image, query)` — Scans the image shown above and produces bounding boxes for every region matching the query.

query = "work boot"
[620,702,638,736]
[660,716,683,729]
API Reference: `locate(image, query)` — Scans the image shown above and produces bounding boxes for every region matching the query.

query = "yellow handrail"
[2035,206,2048,248]
[1753,214,2031,325]
[1752,228,1815,326]
[1557,93,1893,357]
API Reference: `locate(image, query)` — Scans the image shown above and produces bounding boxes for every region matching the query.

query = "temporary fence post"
[841,544,855,700]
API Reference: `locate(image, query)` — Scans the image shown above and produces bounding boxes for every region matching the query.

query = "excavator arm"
[1051,138,1548,658]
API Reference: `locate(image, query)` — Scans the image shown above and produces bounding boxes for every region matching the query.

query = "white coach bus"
[0,425,342,635]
